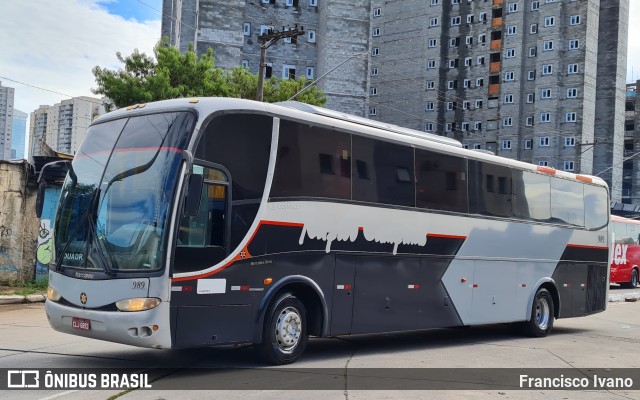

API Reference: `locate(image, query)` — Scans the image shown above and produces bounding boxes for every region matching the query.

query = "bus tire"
[623,269,638,289]
[258,292,308,365]
[521,288,554,337]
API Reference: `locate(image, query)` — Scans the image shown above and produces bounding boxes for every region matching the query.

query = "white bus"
[43,98,610,364]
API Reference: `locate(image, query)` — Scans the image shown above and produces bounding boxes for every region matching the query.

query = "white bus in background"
[42,98,610,364]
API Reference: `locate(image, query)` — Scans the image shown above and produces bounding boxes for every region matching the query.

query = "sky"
[0,0,640,157]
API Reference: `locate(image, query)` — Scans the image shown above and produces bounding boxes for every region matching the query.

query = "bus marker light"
[408,284,420,289]
[264,278,273,285]
[460,278,467,283]
[189,99,199,104]
[153,325,159,331]
[472,284,478,288]
[182,286,193,292]
[521,284,527,288]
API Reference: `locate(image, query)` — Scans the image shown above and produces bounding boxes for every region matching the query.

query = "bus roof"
[611,215,640,225]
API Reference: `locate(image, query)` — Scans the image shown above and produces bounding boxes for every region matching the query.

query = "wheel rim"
[275,306,302,353]
[535,297,550,330]
[633,271,638,287]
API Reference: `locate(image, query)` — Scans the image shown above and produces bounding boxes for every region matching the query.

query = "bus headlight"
[47,287,61,302]
[115,298,161,312]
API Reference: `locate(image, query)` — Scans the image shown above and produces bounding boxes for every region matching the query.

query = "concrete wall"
[0,161,39,283]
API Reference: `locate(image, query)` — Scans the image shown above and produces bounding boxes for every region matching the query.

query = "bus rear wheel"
[521,288,554,337]
[258,292,309,365]
[623,269,638,289]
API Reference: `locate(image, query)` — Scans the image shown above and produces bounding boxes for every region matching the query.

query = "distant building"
[623,80,640,204]
[0,81,15,161]
[11,110,27,160]
[29,97,105,160]
[162,0,629,201]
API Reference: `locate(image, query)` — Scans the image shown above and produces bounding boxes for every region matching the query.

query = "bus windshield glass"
[53,111,195,273]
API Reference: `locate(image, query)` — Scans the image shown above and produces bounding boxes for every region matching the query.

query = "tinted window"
[584,184,608,229]
[352,135,415,207]
[271,120,351,199]
[614,222,632,244]
[550,178,584,226]
[512,171,551,222]
[196,114,273,200]
[415,149,468,212]
[469,161,513,218]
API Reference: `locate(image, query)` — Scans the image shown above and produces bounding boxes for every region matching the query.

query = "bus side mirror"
[184,174,204,217]
[35,182,46,219]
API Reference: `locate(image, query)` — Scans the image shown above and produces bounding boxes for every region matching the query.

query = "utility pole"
[256,25,305,102]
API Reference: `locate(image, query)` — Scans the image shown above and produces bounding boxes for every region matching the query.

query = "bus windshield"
[53,112,195,273]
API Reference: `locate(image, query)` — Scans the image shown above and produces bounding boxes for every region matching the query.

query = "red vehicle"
[610,215,640,288]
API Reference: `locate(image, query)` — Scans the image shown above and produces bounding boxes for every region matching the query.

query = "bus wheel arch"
[254,276,328,346]
[623,268,639,288]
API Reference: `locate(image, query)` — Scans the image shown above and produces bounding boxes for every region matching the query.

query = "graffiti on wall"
[0,246,18,274]
[35,220,52,283]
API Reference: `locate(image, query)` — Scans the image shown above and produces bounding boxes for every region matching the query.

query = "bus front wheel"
[521,288,554,337]
[258,292,309,365]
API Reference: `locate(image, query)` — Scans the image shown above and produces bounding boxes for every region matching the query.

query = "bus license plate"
[72,317,91,331]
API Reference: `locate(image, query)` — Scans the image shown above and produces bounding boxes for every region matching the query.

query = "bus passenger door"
[330,256,355,335]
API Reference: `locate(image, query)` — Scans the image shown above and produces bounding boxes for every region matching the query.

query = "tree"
[92,42,326,108]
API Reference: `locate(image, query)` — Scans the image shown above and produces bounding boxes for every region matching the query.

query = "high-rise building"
[0,81,15,161]
[29,97,105,160]
[623,80,640,204]
[11,110,27,160]
[161,0,629,200]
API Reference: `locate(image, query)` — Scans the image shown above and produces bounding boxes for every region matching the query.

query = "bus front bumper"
[45,300,172,349]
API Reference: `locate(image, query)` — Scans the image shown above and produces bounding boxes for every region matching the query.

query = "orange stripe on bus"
[575,175,593,183]
[427,233,467,240]
[566,244,608,250]
[537,166,556,175]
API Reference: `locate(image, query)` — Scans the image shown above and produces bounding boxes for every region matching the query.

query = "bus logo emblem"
[80,292,87,305]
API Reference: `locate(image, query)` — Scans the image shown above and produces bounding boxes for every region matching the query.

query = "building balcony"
[488,84,500,95]
[490,61,501,73]
[492,17,503,28]
[490,39,501,50]
[493,0,503,5]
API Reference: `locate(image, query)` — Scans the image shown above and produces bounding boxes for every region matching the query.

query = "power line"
[0,76,75,98]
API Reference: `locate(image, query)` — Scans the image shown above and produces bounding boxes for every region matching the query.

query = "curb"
[0,294,46,305]
[609,292,640,303]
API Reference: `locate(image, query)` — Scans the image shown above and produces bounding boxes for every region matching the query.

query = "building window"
[427,60,436,69]
[465,57,472,67]
[570,15,581,25]
[243,22,251,36]
[478,33,486,44]
[446,123,453,132]
[476,77,484,87]
[507,25,517,35]
[479,12,487,22]
[241,59,249,68]
[462,122,470,131]
[448,59,458,68]
[544,16,555,27]
[429,38,437,47]
[260,25,274,35]
[543,40,553,51]
[447,102,456,110]
[529,47,537,57]
[542,64,553,75]
[466,35,473,45]
[540,137,550,146]
[308,30,316,42]
[540,113,551,123]
[451,16,461,26]
[463,100,471,109]
[503,117,513,127]
[527,93,535,103]
[450,37,460,47]
[565,137,576,147]
[569,39,579,50]
[373,7,381,17]
[371,67,378,76]
[475,99,483,108]
[430,17,439,27]
[508,3,518,12]
[564,161,574,172]
[477,55,485,65]
[525,139,533,149]
[531,1,539,11]
[541,88,551,99]
[372,27,381,37]
[504,94,514,104]
[528,70,536,80]
[526,117,534,126]
[427,80,435,89]
[425,123,434,132]
[504,71,515,81]
[283,65,296,79]
[568,64,579,74]
[309,0,317,5]
[502,140,512,149]
[506,48,515,58]
[474,121,482,131]
[539,161,549,167]
[369,107,377,116]
[530,23,538,34]
[372,47,379,56]
[567,88,578,98]
[467,14,474,24]
[426,102,435,111]
[474,144,482,149]
[431,0,439,5]
[464,79,471,88]
[566,112,577,122]
[306,66,315,79]
[452,0,460,4]
[370,87,377,96]
[448,80,458,89]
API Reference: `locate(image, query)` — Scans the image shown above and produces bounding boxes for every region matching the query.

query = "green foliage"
[3,278,49,296]
[93,41,326,108]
